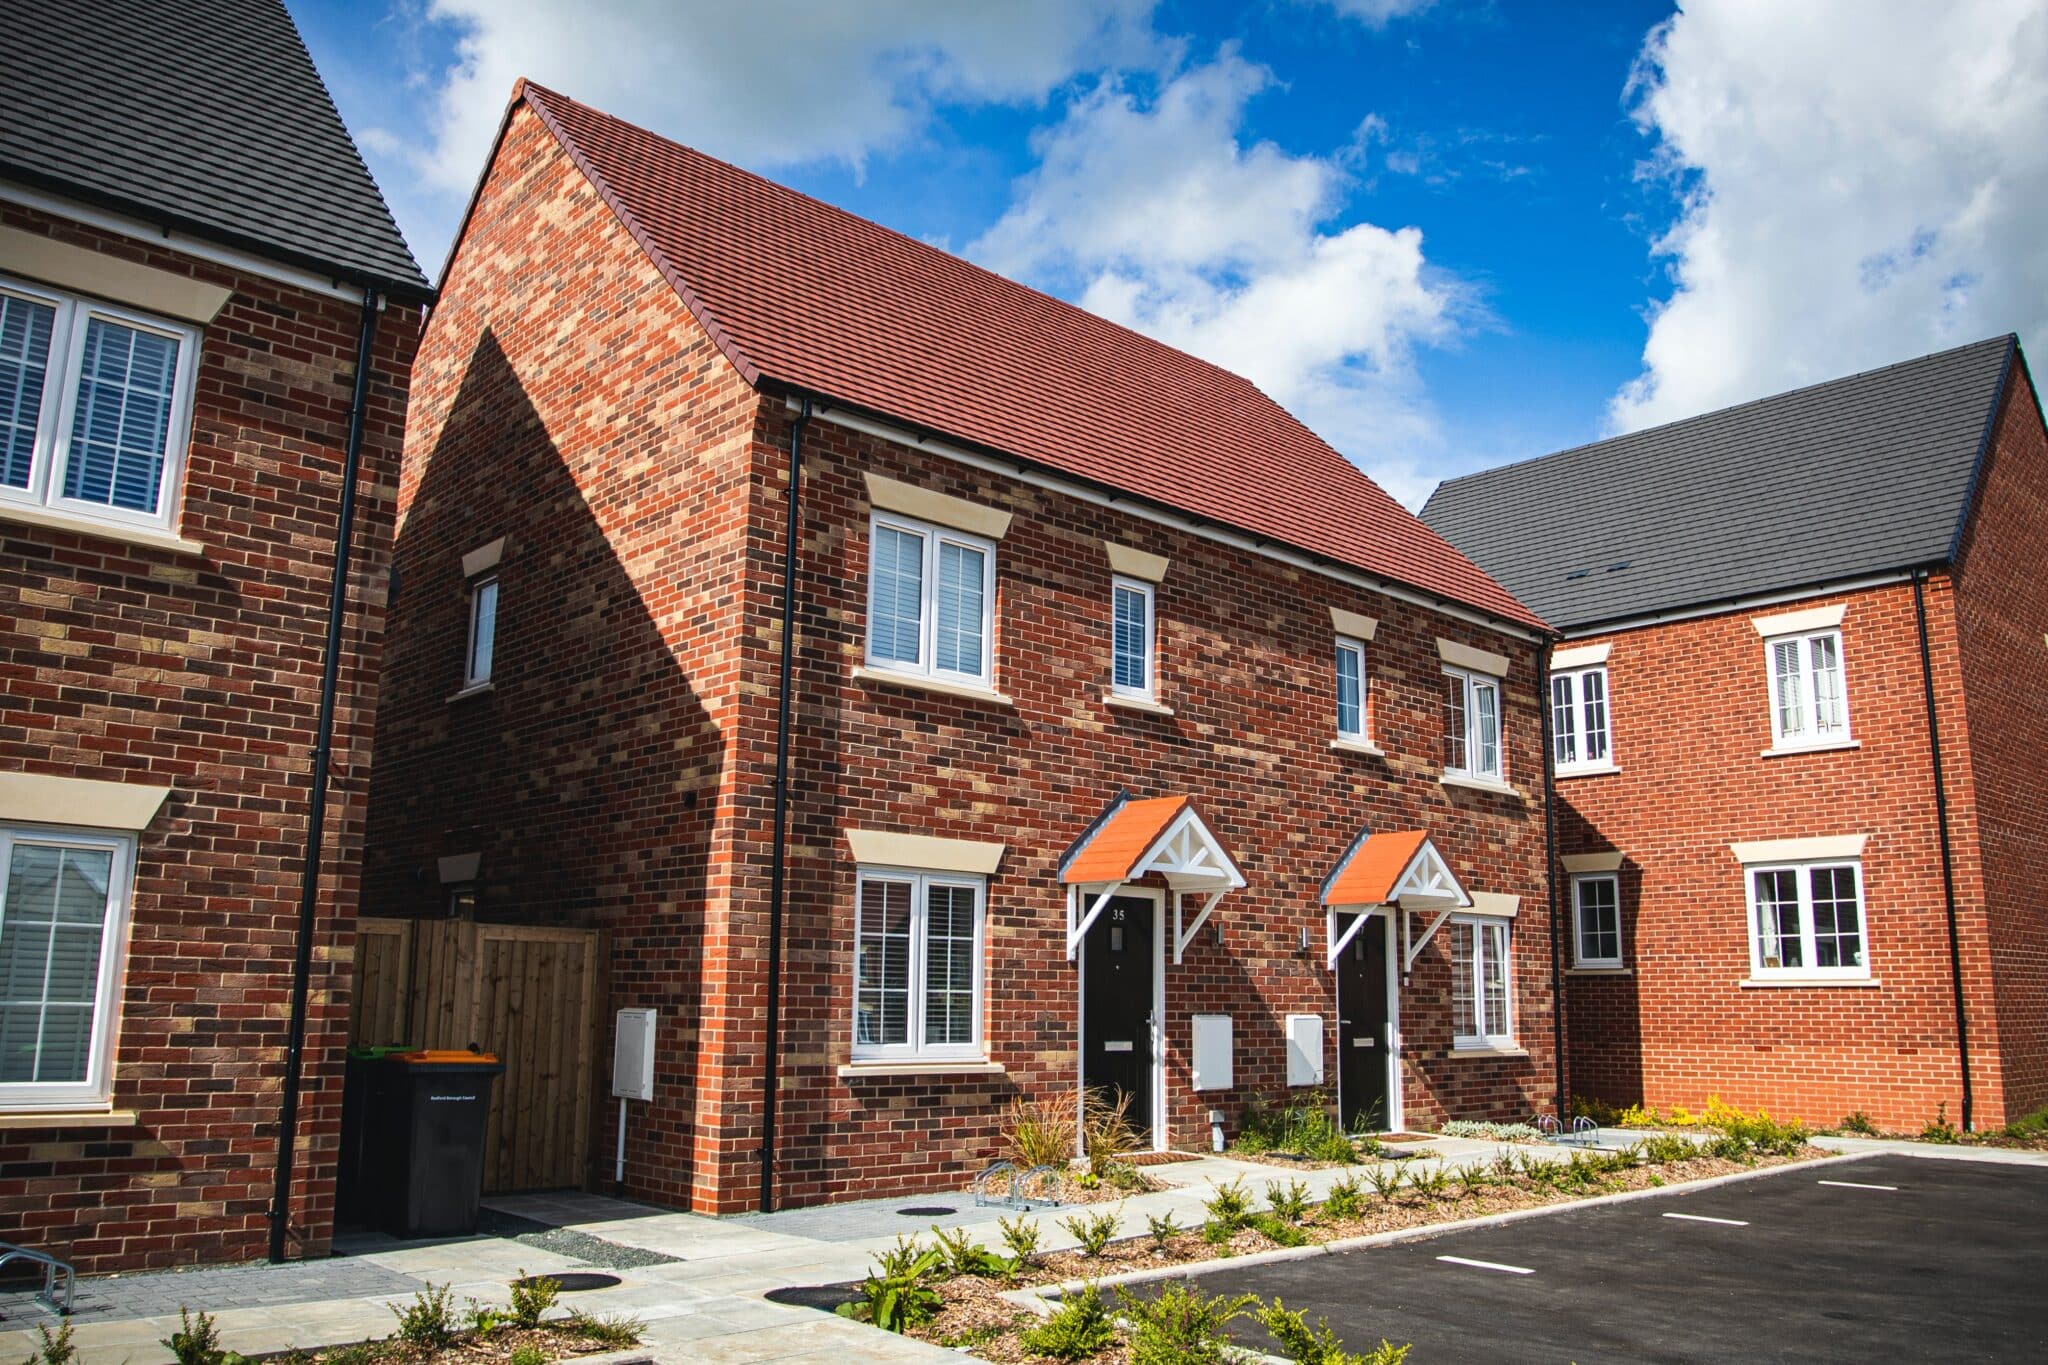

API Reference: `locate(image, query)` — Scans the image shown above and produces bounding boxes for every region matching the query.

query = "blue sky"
[294,0,2048,507]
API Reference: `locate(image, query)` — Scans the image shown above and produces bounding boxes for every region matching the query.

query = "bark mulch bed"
[967,1168,1168,1206]
[910,1146,1827,1361]
[250,1324,637,1363]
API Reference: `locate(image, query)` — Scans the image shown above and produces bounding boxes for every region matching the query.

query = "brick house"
[0,1,429,1269]
[363,82,1559,1217]
[1424,337,2048,1132]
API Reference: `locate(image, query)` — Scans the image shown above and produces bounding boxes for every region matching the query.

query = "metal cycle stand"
[0,1243,75,1316]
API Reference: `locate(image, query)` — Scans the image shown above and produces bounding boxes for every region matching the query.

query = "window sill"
[1449,1044,1528,1059]
[1567,966,1631,976]
[853,665,1015,709]
[1103,692,1175,717]
[447,681,495,704]
[0,1108,139,1130]
[837,1059,1008,1079]
[1761,739,1861,759]
[1555,763,1621,779]
[0,501,204,557]
[1740,976,1880,989]
[1330,738,1386,758]
[1439,773,1523,800]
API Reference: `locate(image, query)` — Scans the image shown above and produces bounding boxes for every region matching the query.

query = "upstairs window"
[0,276,199,535]
[1572,874,1622,968]
[1551,666,1611,771]
[1335,637,1367,742]
[1111,575,1155,699]
[1449,918,1513,1047]
[867,512,995,688]
[1766,629,1849,749]
[853,870,985,1061]
[1748,860,1867,979]
[465,576,499,688]
[1443,667,1503,780]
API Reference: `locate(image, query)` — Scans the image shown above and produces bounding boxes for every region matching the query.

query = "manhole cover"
[516,1272,621,1293]
[898,1205,957,1217]
[765,1284,862,1312]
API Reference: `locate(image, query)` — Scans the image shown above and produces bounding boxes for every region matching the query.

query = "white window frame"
[0,274,201,536]
[1110,574,1156,700]
[1763,628,1852,751]
[864,512,997,688]
[1745,858,1870,981]
[1449,916,1514,1049]
[851,867,986,1063]
[1550,665,1611,773]
[1571,873,1622,969]
[0,822,137,1111]
[1335,635,1368,743]
[465,574,499,688]
[1443,666,1505,781]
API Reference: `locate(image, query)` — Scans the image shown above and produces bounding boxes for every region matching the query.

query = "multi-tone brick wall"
[366,103,1556,1218]
[1951,360,2048,1125]
[0,204,418,1270]
[1556,575,2000,1132]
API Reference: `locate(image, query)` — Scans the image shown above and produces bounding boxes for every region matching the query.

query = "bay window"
[853,869,985,1060]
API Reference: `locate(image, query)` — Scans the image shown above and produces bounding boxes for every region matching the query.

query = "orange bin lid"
[394,1049,500,1064]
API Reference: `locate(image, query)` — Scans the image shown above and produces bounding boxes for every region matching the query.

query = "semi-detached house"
[364,82,1558,1215]
[1425,337,2048,1133]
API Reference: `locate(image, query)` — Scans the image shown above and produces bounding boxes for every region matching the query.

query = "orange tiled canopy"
[1321,829,1469,907]
[1061,796,1195,885]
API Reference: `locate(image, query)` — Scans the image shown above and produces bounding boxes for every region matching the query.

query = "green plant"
[162,1308,248,1365]
[1146,1210,1182,1252]
[1202,1177,1252,1239]
[508,1346,548,1365]
[1451,1162,1491,1199]
[1266,1178,1311,1223]
[1082,1087,1141,1176]
[1921,1103,1962,1145]
[1018,1284,1117,1361]
[318,1345,385,1365]
[509,1271,561,1329]
[1247,1211,1309,1247]
[1060,1207,1122,1258]
[19,1322,77,1365]
[1632,1133,1699,1165]
[931,1225,1008,1278]
[1258,1298,1413,1365]
[390,1284,459,1353]
[1365,1163,1403,1202]
[1839,1110,1878,1136]
[1237,1090,1358,1164]
[841,1237,945,1333]
[464,1300,510,1337]
[564,1310,645,1348]
[998,1213,1044,1268]
[1118,1280,1259,1365]
[1439,1120,1546,1143]
[1003,1093,1080,1168]
[1405,1165,1450,1200]
[2004,1105,2048,1140]
[1323,1174,1365,1220]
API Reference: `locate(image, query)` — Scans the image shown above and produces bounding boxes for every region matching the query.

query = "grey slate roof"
[1420,336,2021,633]
[0,0,428,298]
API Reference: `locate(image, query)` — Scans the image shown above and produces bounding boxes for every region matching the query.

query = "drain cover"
[898,1205,957,1217]
[516,1272,621,1293]
[766,1283,863,1312]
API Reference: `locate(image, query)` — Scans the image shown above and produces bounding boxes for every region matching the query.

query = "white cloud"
[1316,0,1437,27]
[973,52,1465,508]
[373,0,1157,270]
[1611,0,2048,432]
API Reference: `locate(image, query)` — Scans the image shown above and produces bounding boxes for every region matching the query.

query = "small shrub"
[1439,1120,1545,1143]
[1247,1211,1309,1247]
[1003,1093,1079,1168]
[1238,1090,1357,1164]
[931,1225,1007,1278]
[1061,1207,1122,1258]
[1323,1174,1365,1220]
[1365,1163,1403,1202]
[1258,1298,1414,1365]
[1839,1110,1878,1136]
[1266,1178,1311,1223]
[319,1345,384,1365]
[1921,1102,1962,1145]
[1406,1165,1450,1201]
[1203,1177,1251,1230]
[998,1213,1044,1268]
[1118,1280,1259,1365]
[162,1308,246,1365]
[390,1284,459,1353]
[1018,1284,1117,1361]
[1452,1162,1491,1198]
[464,1300,508,1337]
[509,1271,560,1328]
[20,1322,77,1365]
[842,1237,945,1333]
[1146,1210,1182,1252]
[508,1346,548,1365]
[1082,1087,1141,1176]
[564,1310,645,1348]
[2004,1105,2048,1140]
[1633,1134,1698,1165]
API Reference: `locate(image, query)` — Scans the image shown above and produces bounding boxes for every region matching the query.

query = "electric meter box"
[612,1008,657,1101]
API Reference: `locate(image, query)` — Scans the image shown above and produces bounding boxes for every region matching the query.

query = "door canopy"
[1319,828,1471,970]
[1060,794,1245,962]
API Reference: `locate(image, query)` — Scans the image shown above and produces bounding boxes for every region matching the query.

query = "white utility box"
[612,1008,657,1101]
[1284,1013,1324,1087]
[1191,1013,1233,1092]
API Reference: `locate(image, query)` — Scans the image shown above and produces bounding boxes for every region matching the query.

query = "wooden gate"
[350,918,606,1193]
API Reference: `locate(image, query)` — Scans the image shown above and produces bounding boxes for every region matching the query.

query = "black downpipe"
[761,397,812,1213]
[269,287,382,1261]
[1537,643,1566,1116]
[1913,569,1973,1131]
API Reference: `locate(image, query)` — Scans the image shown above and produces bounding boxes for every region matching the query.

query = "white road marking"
[1436,1255,1535,1275]
[1662,1212,1749,1226]
[1818,1179,1898,1191]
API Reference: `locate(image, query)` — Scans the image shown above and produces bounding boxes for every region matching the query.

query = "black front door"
[1082,895,1154,1137]
[1336,912,1391,1132]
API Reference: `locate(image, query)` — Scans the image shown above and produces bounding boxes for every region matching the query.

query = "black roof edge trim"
[1946,336,2024,566]
[1560,562,1952,637]
[1319,824,1375,904]
[0,163,436,304]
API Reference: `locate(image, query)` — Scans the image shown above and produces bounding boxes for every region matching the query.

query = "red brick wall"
[0,205,418,1269]
[1950,358,2048,1125]
[365,108,1556,1218]
[1557,579,1996,1131]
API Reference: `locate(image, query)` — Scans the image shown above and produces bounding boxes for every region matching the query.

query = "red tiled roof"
[1322,830,1432,907]
[1061,796,1193,885]
[515,82,1546,631]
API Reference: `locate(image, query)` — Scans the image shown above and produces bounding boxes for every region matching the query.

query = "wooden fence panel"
[350,918,603,1192]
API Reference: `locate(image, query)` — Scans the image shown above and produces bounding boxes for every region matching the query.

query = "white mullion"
[907,872,927,1053]
[918,525,937,674]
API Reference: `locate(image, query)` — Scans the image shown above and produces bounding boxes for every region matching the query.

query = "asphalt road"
[1174,1155,2048,1363]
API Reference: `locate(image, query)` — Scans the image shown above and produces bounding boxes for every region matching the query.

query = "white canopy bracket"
[1173,890,1226,964]
[1067,883,1124,960]
[1402,905,1457,975]
[1325,907,1375,970]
